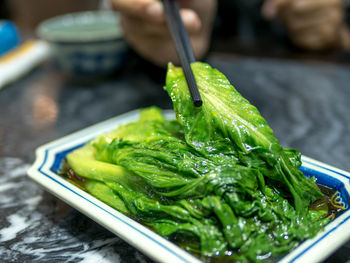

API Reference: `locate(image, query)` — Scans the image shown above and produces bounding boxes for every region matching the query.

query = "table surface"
[1,50,350,263]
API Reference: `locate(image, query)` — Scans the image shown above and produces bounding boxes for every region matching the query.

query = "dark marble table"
[1,52,350,262]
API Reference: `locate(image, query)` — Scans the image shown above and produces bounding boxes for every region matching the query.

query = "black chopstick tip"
[194,99,203,107]
[164,0,202,108]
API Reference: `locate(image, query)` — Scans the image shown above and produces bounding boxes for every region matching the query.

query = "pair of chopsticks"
[163,0,202,107]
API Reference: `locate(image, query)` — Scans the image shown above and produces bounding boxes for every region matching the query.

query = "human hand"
[110,0,217,66]
[262,0,347,51]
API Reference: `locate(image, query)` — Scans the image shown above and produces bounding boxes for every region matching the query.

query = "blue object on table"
[0,20,21,57]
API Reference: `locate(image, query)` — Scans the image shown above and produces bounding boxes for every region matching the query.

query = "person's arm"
[110,0,217,66]
[6,0,99,35]
[262,0,350,51]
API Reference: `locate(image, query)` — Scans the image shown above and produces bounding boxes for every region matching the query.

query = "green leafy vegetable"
[65,63,329,262]
[165,62,322,214]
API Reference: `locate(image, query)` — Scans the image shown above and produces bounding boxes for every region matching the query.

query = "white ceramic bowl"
[37,11,128,77]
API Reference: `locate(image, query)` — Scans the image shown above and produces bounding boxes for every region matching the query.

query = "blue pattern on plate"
[28,110,350,263]
[38,147,196,263]
[47,143,350,263]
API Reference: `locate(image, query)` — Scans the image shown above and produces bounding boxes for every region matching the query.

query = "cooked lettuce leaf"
[65,64,329,262]
[164,62,322,214]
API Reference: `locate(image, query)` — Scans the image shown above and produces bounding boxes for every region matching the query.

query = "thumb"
[262,0,289,19]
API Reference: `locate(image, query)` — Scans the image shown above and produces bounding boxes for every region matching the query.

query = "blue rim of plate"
[28,109,350,263]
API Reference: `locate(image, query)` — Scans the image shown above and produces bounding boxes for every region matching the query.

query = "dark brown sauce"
[312,184,346,220]
[61,161,87,191]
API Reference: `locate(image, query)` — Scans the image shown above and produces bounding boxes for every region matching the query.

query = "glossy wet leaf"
[65,64,328,262]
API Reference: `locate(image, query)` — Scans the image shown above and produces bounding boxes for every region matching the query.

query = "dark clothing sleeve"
[0,0,10,19]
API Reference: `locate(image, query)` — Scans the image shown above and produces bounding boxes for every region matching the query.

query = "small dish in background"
[37,10,128,77]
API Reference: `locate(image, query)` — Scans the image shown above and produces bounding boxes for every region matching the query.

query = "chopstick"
[163,0,202,107]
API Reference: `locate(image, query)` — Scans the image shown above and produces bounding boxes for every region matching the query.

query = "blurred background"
[1,0,99,35]
[1,1,350,263]
[2,0,350,63]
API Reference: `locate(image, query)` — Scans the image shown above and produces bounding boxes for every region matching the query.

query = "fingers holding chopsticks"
[110,0,217,66]
[111,0,201,32]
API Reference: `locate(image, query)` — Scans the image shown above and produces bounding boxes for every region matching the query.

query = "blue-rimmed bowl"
[27,109,350,263]
[37,10,127,77]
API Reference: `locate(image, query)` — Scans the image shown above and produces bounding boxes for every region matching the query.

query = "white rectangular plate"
[28,109,350,263]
